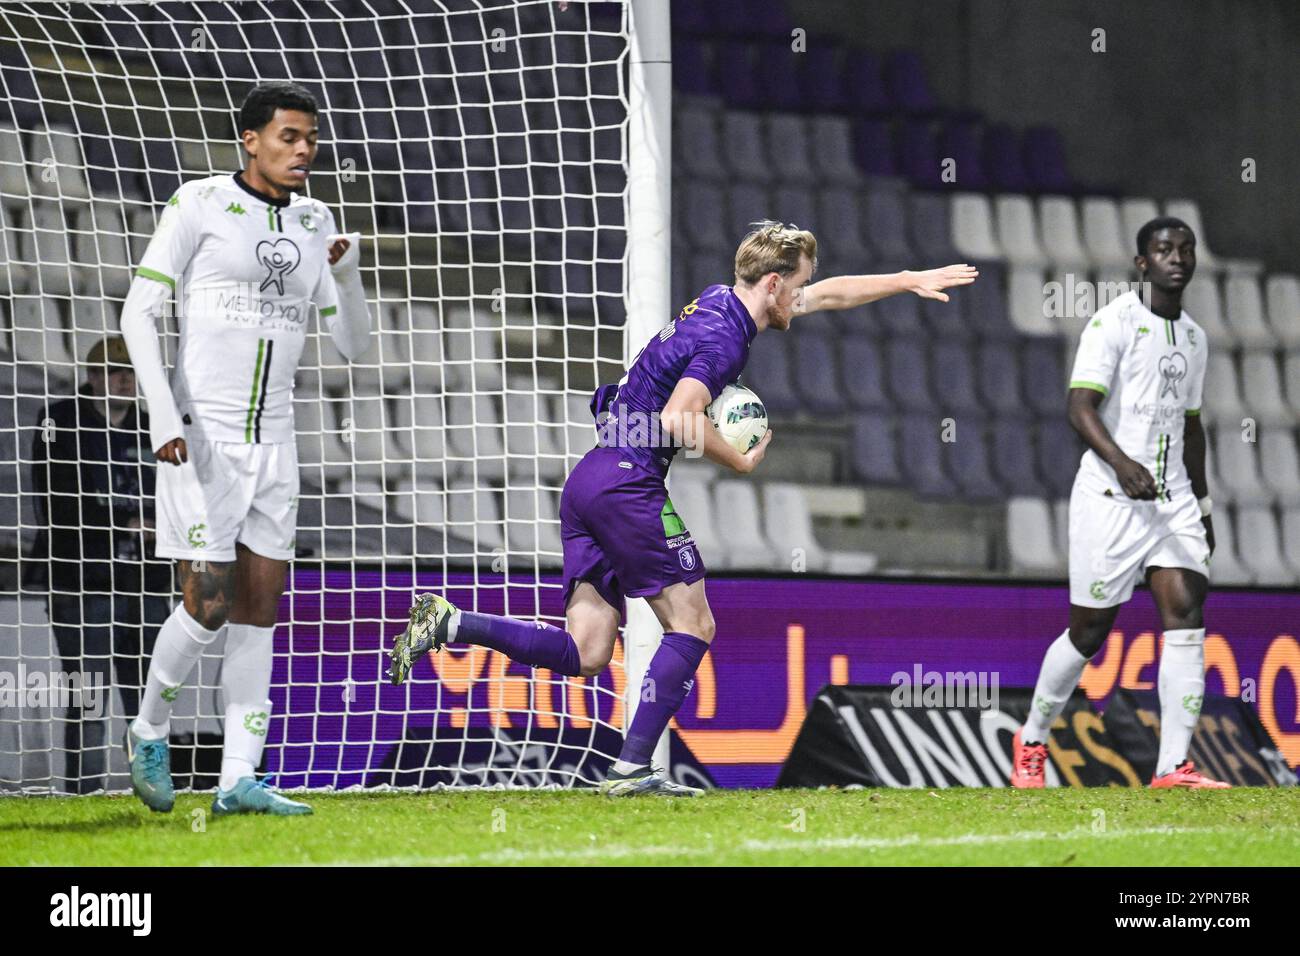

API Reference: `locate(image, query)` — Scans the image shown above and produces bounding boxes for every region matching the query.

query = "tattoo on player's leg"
[182,559,236,626]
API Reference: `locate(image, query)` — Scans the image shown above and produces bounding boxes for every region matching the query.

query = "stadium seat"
[898,412,960,498]
[18,205,73,297]
[71,202,131,298]
[1162,199,1249,275]
[1204,508,1253,585]
[1281,508,1300,579]
[1283,353,1300,419]
[869,284,924,338]
[964,260,1019,341]
[676,102,728,183]
[848,412,903,486]
[937,120,989,191]
[807,116,863,186]
[930,339,981,413]
[666,472,728,570]
[713,478,781,569]
[791,330,846,414]
[976,339,1026,419]
[994,195,1048,269]
[908,191,961,261]
[843,49,892,116]
[442,307,504,396]
[720,111,775,184]
[1007,266,1057,336]
[1239,353,1295,427]
[678,179,732,252]
[1264,274,1300,348]
[1006,496,1064,574]
[1234,507,1294,585]
[1179,274,1238,349]
[762,482,878,574]
[840,333,891,412]
[883,50,939,115]
[1036,419,1083,499]
[445,480,504,556]
[0,207,29,295]
[1212,422,1272,506]
[1119,198,1160,253]
[1037,196,1092,274]
[27,124,89,202]
[946,421,1003,502]
[1201,352,1247,428]
[1222,274,1276,350]
[981,123,1033,193]
[1079,197,1131,270]
[991,419,1051,498]
[885,336,935,411]
[561,393,598,470]
[1022,338,1068,419]
[1052,498,1070,562]
[816,185,872,264]
[1259,428,1300,506]
[9,297,75,372]
[949,193,1001,261]
[293,395,326,469]
[1021,127,1073,193]
[897,119,940,188]
[763,114,817,186]
[770,183,818,231]
[744,333,800,416]
[408,312,445,396]
[0,123,30,212]
[714,41,762,111]
[504,390,566,485]
[725,181,771,245]
[801,44,849,113]
[863,182,913,262]
[503,487,563,569]
[445,394,506,485]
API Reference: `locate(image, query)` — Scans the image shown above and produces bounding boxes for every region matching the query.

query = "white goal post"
[0,0,676,793]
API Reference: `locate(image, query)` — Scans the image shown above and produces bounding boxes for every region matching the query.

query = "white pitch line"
[314,824,1300,867]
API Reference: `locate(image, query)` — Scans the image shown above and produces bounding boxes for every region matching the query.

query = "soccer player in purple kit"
[389,222,977,796]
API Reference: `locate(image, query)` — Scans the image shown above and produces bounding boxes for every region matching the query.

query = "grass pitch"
[3,788,1299,866]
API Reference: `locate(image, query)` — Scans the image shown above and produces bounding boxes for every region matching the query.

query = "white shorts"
[155,439,300,562]
[1068,476,1210,608]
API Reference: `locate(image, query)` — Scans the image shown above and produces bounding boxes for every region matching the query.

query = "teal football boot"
[124,725,175,812]
[211,777,312,817]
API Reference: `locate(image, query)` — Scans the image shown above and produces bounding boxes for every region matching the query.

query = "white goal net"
[0,0,638,793]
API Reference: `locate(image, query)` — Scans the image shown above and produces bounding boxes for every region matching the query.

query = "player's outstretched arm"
[795,264,978,315]
[318,232,374,361]
[661,377,771,475]
[1067,388,1156,500]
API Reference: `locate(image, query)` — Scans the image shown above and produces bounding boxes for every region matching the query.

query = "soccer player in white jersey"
[1012,217,1228,790]
[119,82,373,815]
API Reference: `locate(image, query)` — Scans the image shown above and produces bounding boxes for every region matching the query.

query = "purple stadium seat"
[674,102,726,182]
[1023,126,1073,193]
[802,43,849,112]
[849,413,904,485]
[771,183,819,230]
[1021,338,1067,419]
[863,182,913,262]
[816,186,872,264]
[842,49,891,116]
[715,41,761,110]
[964,260,1019,341]
[743,0,796,40]
[726,181,772,241]
[1036,419,1083,498]
[853,120,899,179]
[947,421,1003,502]
[981,123,1032,193]
[931,340,982,412]
[885,336,934,411]
[792,331,847,414]
[938,120,990,191]
[899,412,960,498]
[898,119,941,188]
[679,179,732,252]
[976,340,1027,419]
[840,333,891,412]
[919,289,973,342]
[884,50,940,115]
[760,40,806,112]
[991,419,1051,498]
[905,192,959,261]
[673,38,718,99]
[869,287,924,338]
[672,0,714,36]
[744,331,801,416]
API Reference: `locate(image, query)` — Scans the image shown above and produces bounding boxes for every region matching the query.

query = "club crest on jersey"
[1158,352,1187,399]
[256,238,301,295]
[678,546,697,571]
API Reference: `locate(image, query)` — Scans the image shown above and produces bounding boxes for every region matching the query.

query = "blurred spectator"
[29,335,174,793]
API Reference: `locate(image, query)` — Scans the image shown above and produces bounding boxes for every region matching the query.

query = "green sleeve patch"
[1069,380,1109,396]
[135,267,175,290]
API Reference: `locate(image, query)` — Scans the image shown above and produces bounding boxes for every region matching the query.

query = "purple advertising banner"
[268,571,1300,789]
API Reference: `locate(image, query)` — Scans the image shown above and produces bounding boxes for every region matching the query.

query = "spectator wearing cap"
[29,335,174,793]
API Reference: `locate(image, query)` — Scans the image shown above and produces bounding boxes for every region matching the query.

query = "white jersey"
[135,173,341,444]
[1069,290,1207,503]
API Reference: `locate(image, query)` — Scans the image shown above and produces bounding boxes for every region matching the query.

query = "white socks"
[219,623,276,791]
[1021,630,1090,744]
[1156,628,1205,776]
[133,605,223,740]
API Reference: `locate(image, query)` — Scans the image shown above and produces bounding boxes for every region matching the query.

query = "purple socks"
[455,611,582,677]
[619,631,710,767]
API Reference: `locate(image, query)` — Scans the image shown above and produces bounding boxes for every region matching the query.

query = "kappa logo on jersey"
[256,238,301,295]
[225,202,246,215]
[1158,352,1188,399]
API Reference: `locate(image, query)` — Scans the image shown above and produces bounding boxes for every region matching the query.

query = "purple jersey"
[592,284,757,477]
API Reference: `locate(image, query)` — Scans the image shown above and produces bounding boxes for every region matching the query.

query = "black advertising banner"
[778,685,1298,789]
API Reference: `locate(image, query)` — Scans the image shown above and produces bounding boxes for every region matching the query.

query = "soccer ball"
[707,384,768,454]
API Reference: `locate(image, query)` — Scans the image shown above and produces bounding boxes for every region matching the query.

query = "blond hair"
[734,220,818,285]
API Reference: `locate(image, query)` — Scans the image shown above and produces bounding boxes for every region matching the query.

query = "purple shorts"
[560,446,706,611]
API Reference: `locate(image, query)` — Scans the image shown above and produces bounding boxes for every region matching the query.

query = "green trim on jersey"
[1069,380,1109,396]
[319,305,338,318]
[245,338,267,443]
[1154,433,1171,502]
[136,266,175,290]
[1185,408,1201,417]
[1164,320,1176,346]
